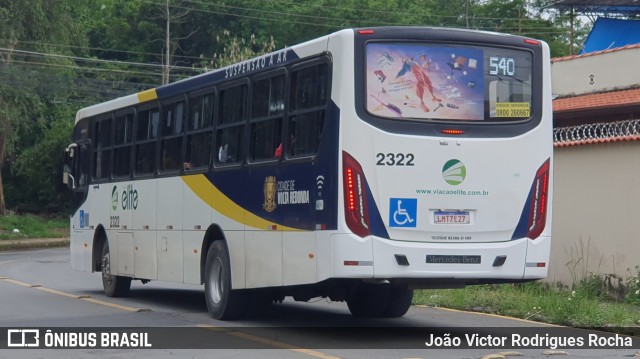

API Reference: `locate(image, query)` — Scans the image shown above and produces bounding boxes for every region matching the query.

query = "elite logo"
[111,184,139,211]
[442,159,467,186]
[111,186,118,211]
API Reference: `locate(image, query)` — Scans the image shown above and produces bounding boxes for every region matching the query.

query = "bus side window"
[288,63,329,158]
[160,101,185,173]
[76,143,90,188]
[92,117,111,181]
[186,92,214,170]
[215,84,247,165]
[72,120,90,189]
[135,107,159,176]
[250,74,284,162]
[112,113,133,178]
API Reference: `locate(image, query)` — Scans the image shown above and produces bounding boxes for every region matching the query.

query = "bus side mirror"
[63,164,75,190]
[66,143,77,158]
[63,143,77,190]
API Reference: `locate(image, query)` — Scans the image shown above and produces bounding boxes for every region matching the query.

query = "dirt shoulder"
[0,237,70,251]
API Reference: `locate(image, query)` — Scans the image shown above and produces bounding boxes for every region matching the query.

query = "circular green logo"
[111,185,118,211]
[442,159,466,186]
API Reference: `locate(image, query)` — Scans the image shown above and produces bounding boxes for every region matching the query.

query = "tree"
[0,0,87,214]
[12,106,74,211]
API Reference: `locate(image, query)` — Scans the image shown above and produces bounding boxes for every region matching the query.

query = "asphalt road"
[0,247,637,359]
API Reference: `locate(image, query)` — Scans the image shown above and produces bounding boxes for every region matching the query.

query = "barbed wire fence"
[554,119,640,145]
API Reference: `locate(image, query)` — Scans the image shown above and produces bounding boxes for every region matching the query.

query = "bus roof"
[74,31,338,124]
[75,26,538,123]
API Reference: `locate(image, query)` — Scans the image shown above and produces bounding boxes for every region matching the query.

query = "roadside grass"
[413,280,640,331]
[0,214,68,240]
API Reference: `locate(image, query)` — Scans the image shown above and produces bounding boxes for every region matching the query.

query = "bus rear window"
[365,42,532,122]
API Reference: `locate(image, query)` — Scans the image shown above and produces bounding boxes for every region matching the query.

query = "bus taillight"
[527,159,550,239]
[342,151,371,237]
[357,29,375,35]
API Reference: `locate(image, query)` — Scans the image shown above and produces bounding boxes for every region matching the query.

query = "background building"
[550,14,640,285]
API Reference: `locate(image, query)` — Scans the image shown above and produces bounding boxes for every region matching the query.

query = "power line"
[0,38,214,62]
[0,47,203,72]
[2,54,202,82]
[176,0,568,26]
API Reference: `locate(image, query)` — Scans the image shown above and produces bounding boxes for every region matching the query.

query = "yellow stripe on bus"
[182,174,301,231]
[137,89,158,103]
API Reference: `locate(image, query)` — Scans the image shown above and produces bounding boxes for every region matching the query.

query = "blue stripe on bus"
[155,49,300,100]
[188,100,340,232]
[365,181,390,239]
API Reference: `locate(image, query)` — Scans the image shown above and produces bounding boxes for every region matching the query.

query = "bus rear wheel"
[101,241,131,297]
[204,240,247,320]
[346,283,413,318]
[384,286,413,318]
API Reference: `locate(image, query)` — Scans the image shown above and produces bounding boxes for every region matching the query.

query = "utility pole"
[158,0,198,85]
[163,0,170,85]
[465,0,470,28]
[569,5,575,55]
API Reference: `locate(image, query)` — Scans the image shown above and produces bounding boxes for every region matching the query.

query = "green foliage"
[573,274,607,300]
[211,31,276,69]
[414,279,640,328]
[0,213,68,240]
[626,266,640,305]
[11,108,74,211]
[0,0,89,213]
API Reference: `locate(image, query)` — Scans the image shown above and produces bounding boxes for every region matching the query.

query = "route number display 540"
[489,57,515,76]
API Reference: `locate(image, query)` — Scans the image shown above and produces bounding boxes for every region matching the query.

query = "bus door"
[64,139,91,271]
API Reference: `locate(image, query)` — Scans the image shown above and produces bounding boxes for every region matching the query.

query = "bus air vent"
[492,255,507,267]
[395,254,410,266]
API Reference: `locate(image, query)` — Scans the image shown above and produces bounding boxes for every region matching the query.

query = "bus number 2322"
[376,153,415,166]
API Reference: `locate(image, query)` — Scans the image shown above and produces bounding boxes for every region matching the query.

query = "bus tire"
[204,240,247,320]
[384,286,413,318]
[346,283,391,318]
[101,241,131,297]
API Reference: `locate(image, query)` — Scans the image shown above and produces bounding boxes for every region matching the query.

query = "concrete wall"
[552,46,640,97]
[549,141,640,285]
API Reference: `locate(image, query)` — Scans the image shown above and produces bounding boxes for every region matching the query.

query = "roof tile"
[553,88,640,112]
[552,44,640,63]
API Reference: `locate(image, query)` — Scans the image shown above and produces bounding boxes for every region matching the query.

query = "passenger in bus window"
[183,137,192,171]
[288,133,296,155]
[218,143,230,163]
[274,143,282,159]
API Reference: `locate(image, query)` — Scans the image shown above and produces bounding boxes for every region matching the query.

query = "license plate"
[434,211,470,224]
[426,255,481,264]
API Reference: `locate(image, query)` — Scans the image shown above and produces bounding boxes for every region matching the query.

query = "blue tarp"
[581,17,640,54]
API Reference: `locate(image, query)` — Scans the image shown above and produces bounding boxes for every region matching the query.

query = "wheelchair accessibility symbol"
[389,198,417,228]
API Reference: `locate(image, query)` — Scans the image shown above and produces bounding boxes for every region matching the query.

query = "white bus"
[64,27,553,320]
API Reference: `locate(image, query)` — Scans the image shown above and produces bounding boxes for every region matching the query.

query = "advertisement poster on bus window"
[366,43,485,121]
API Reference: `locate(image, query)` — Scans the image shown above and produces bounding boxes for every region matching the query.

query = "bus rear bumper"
[328,234,550,285]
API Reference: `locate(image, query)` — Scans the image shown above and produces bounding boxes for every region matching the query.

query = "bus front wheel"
[101,241,131,297]
[204,240,247,320]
